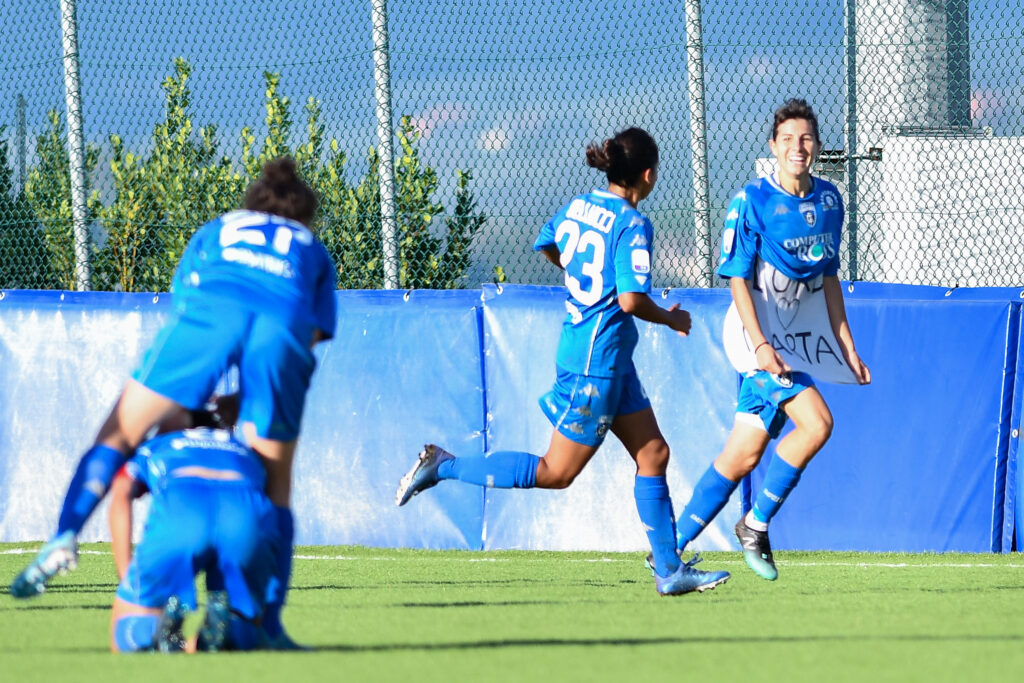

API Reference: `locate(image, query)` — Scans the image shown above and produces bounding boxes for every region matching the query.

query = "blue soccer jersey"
[717,175,844,282]
[534,189,654,377]
[173,210,338,339]
[130,427,267,495]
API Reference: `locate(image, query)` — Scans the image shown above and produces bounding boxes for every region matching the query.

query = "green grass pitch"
[2,543,1023,682]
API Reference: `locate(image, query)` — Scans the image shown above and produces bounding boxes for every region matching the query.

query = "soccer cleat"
[734,517,779,580]
[654,553,730,596]
[395,444,455,506]
[9,530,79,598]
[154,596,189,653]
[195,591,230,652]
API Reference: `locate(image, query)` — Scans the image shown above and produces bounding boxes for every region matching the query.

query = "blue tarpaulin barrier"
[0,285,1019,552]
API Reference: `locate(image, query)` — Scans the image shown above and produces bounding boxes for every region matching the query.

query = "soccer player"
[396,127,730,596]
[109,423,279,653]
[672,99,870,580]
[12,158,337,648]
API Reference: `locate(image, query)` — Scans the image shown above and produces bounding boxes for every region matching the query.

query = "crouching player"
[109,425,280,653]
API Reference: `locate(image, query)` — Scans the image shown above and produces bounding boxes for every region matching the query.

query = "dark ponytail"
[585,127,658,187]
[243,157,319,226]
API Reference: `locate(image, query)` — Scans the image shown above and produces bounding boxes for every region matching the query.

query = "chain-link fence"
[1,1,1022,291]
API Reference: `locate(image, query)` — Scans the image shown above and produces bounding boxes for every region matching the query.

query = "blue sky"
[2,0,1021,284]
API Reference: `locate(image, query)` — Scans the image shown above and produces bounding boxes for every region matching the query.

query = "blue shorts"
[133,300,316,441]
[538,366,651,447]
[116,479,279,620]
[736,370,815,439]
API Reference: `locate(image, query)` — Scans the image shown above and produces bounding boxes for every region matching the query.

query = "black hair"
[585,127,659,187]
[771,98,821,144]
[243,157,319,226]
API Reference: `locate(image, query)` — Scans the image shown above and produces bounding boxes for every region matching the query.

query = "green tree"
[23,110,99,290]
[0,130,56,289]
[92,58,245,292]
[21,59,489,292]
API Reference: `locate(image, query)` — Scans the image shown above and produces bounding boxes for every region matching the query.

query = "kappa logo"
[726,208,739,222]
[582,383,601,398]
[575,405,593,417]
[565,300,583,324]
[629,234,648,248]
[566,423,585,435]
[773,204,790,216]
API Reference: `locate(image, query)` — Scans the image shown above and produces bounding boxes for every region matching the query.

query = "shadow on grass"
[313,632,1024,653]
[0,603,109,611]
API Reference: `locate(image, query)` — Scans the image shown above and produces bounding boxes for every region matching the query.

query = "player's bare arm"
[618,291,690,336]
[823,275,870,384]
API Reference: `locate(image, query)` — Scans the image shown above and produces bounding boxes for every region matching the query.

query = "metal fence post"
[59,0,91,291]
[371,0,400,290]
[844,0,859,281]
[16,95,27,195]
[685,0,713,287]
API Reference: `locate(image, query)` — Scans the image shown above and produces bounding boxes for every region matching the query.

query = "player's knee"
[635,439,670,474]
[802,413,833,449]
[112,614,159,653]
[536,461,578,489]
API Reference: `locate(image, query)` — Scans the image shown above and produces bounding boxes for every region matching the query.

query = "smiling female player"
[671,99,870,581]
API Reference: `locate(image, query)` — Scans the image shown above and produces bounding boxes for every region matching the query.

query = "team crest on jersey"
[770,372,794,388]
[596,416,613,439]
[631,249,650,274]
[799,201,816,227]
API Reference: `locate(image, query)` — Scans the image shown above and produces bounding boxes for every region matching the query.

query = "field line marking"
[3,548,1021,569]
[291,554,1024,569]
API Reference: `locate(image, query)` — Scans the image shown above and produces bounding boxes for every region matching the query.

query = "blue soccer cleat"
[395,444,454,506]
[195,591,230,652]
[9,530,79,598]
[734,517,779,581]
[654,553,730,596]
[154,596,189,653]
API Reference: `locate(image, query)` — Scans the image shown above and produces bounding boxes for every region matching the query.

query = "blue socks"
[675,465,740,550]
[113,614,159,652]
[752,456,804,524]
[634,476,680,577]
[437,450,539,488]
[262,505,294,640]
[57,443,127,535]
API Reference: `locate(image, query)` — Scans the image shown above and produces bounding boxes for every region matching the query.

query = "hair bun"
[261,157,299,185]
